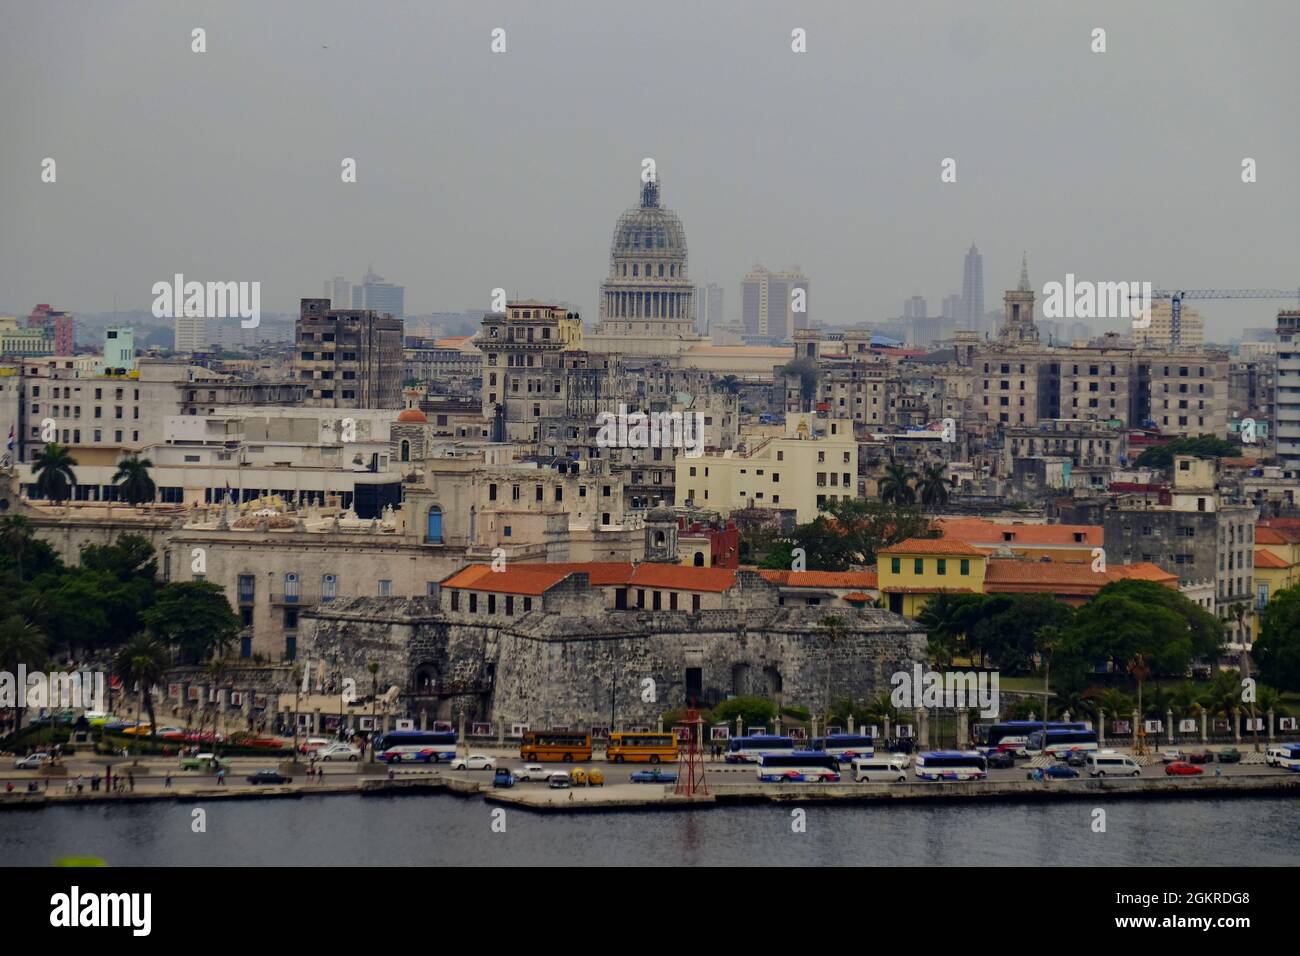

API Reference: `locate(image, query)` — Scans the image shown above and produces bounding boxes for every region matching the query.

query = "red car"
[1166,761,1204,776]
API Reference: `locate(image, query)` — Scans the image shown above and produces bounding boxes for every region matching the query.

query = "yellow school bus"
[520,731,592,763]
[605,732,678,764]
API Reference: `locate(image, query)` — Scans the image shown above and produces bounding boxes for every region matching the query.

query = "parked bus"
[756,752,841,783]
[725,735,796,763]
[976,721,1089,755]
[520,731,593,763]
[810,734,874,761]
[606,732,678,764]
[915,751,988,781]
[374,730,458,763]
[1268,744,1300,770]
[1025,728,1099,758]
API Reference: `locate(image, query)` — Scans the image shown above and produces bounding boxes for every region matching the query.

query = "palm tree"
[918,463,950,509]
[879,463,916,505]
[861,691,899,734]
[0,515,35,580]
[1095,688,1134,722]
[32,442,78,503]
[717,375,741,395]
[114,635,168,755]
[112,456,156,506]
[0,615,48,734]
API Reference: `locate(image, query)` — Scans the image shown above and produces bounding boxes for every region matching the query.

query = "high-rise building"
[960,245,984,329]
[740,265,810,342]
[324,277,352,309]
[174,313,207,354]
[903,296,927,320]
[941,294,962,320]
[296,298,404,408]
[1133,301,1205,349]
[1276,310,1300,470]
[27,304,75,354]
[697,282,724,335]
[350,269,405,319]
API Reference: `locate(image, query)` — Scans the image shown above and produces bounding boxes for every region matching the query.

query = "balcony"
[270,592,319,606]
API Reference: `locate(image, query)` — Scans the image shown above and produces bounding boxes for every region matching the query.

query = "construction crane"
[1134,289,1300,347]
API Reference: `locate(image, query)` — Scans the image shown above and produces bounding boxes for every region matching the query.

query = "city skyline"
[3,1,1297,338]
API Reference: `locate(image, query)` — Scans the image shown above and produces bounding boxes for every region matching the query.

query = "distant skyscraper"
[697,282,724,335]
[174,314,207,353]
[903,296,927,320]
[960,245,984,329]
[740,265,809,342]
[351,269,405,318]
[324,277,351,309]
[941,294,962,320]
[27,304,75,354]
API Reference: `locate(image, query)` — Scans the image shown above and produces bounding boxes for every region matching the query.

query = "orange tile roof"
[981,559,1177,594]
[440,561,737,595]
[757,570,879,589]
[1255,550,1289,569]
[1254,526,1294,545]
[879,537,986,557]
[842,592,874,602]
[936,518,1102,548]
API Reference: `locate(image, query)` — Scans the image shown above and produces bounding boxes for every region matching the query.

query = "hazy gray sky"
[2,0,1297,338]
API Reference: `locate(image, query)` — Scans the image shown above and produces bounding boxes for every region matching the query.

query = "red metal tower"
[674,705,708,796]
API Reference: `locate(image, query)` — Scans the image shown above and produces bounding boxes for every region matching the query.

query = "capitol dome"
[609,179,688,267]
[597,178,696,335]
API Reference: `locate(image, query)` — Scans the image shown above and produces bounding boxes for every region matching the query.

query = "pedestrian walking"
[164,772,172,789]
[127,771,135,792]
[91,774,100,792]
[217,768,225,786]
[76,775,84,794]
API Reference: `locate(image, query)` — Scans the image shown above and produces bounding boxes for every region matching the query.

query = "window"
[913,558,923,574]
[378,580,392,597]
[937,559,946,576]
[891,558,901,574]
[960,559,970,576]
[452,591,460,611]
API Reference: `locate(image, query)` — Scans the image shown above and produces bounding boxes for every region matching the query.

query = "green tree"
[781,358,820,411]
[80,534,159,583]
[879,463,916,505]
[1133,435,1236,469]
[918,462,950,509]
[1254,584,1300,692]
[1058,579,1224,678]
[0,614,48,734]
[114,635,168,751]
[0,516,35,581]
[112,456,157,506]
[142,581,239,664]
[711,696,778,731]
[975,595,1075,674]
[32,443,78,503]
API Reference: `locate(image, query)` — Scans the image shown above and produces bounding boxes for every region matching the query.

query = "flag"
[6,425,13,452]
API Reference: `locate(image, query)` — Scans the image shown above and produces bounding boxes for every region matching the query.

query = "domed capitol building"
[588,177,705,356]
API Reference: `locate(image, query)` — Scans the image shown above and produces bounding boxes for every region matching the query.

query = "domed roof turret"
[609,180,688,267]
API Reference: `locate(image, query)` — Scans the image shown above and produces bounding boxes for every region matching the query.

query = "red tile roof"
[440,561,737,595]
[757,570,879,589]
[879,537,986,557]
[936,518,1102,549]
[981,559,1177,595]
[1255,550,1289,569]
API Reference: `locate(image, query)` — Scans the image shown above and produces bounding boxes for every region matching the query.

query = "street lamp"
[291,664,303,767]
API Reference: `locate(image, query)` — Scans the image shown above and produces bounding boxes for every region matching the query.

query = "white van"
[1085,752,1141,777]
[851,758,908,783]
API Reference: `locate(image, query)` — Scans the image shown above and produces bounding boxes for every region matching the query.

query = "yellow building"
[1253,521,1300,636]
[675,414,857,524]
[878,538,987,617]
[1132,301,1204,349]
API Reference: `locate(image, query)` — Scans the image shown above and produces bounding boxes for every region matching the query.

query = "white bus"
[851,757,908,783]
[725,735,796,764]
[756,752,842,783]
[1025,728,1099,758]
[811,734,875,761]
[374,730,458,763]
[915,751,987,781]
